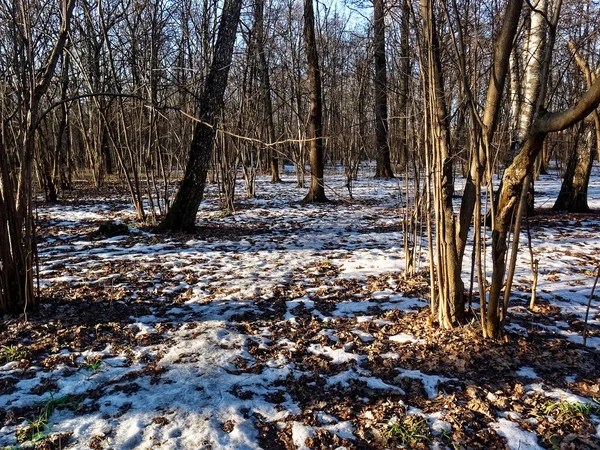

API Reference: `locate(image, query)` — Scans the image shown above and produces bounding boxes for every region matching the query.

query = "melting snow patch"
[490,418,544,450]
[326,370,405,394]
[394,369,454,399]
[292,422,315,450]
[389,333,425,344]
[316,412,338,424]
[291,420,355,449]
[525,383,591,404]
[307,344,361,365]
[515,366,538,379]
[351,329,375,342]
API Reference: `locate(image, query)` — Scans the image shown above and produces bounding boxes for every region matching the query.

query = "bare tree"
[373,0,394,178]
[302,0,327,202]
[0,0,75,314]
[159,0,243,231]
[553,42,599,212]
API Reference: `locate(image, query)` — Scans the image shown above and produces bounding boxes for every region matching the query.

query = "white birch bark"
[517,0,548,143]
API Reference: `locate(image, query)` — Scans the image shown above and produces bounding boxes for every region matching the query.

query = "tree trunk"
[373,0,394,178]
[159,0,243,231]
[398,0,410,170]
[487,72,600,337]
[455,0,524,262]
[255,0,281,183]
[422,0,463,327]
[554,123,594,212]
[517,0,547,142]
[1,0,75,315]
[302,0,327,202]
[519,0,548,215]
[553,41,600,213]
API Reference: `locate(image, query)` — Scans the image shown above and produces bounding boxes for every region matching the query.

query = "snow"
[394,369,455,399]
[490,419,544,450]
[351,329,375,342]
[515,366,539,379]
[525,383,593,405]
[292,421,314,450]
[389,333,426,344]
[2,171,599,448]
[290,420,355,450]
[307,344,362,365]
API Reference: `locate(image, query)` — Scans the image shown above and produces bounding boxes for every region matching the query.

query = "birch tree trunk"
[516,0,548,144]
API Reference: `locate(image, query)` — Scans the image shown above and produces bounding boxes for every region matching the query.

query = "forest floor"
[1,170,600,450]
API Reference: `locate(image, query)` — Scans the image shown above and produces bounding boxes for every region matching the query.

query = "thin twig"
[583,265,600,346]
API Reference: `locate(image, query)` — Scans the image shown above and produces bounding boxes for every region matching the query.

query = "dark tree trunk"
[302,0,327,202]
[398,0,409,170]
[159,0,243,232]
[373,0,394,179]
[554,124,594,212]
[45,49,71,203]
[101,127,113,175]
[254,0,281,183]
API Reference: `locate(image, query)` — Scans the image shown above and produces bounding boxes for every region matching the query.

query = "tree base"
[302,191,328,203]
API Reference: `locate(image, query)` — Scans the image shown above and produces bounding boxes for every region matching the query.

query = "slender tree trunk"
[302,0,327,202]
[398,0,410,170]
[1,0,75,315]
[422,0,463,327]
[159,0,243,231]
[455,0,524,262]
[255,0,281,183]
[373,0,394,178]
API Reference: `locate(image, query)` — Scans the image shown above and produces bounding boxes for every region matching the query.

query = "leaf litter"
[0,172,599,449]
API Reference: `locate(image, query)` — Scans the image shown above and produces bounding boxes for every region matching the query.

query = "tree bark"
[487,72,600,337]
[373,0,394,178]
[254,0,281,183]
[159,0,243,231]
[554,123,594,212]
[422,0,463,326]
[302,0,327,202]
[398,0,410,170]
